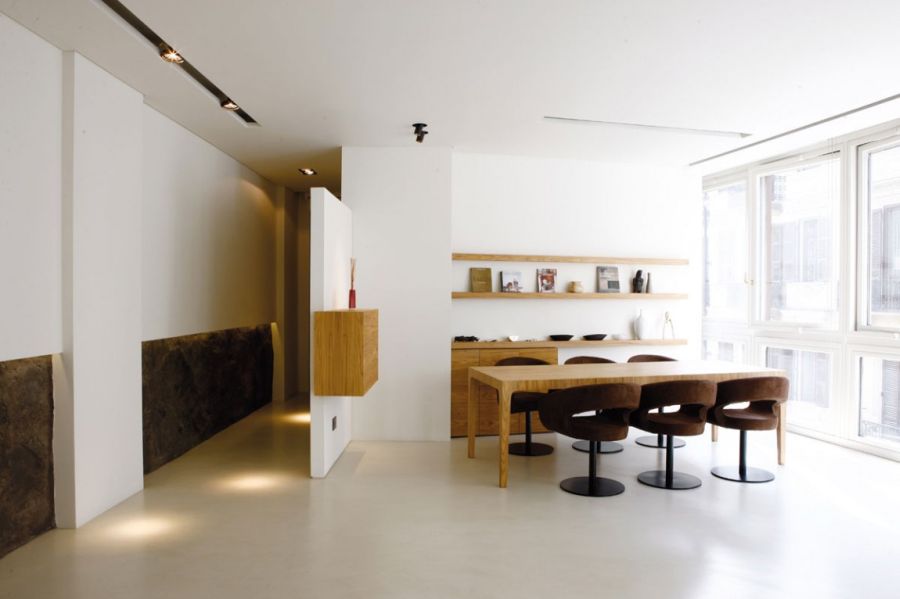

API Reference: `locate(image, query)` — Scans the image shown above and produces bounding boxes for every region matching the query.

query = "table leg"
[711,424,718,443]
[777,403,786,465]
[467,375,478,458]
[498,384,511,488]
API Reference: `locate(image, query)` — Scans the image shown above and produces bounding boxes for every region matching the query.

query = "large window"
[765,346,833,432]
[859,356,900,445]
[859,139,900,330]
[703,123,900,462]
[760,158,840,327]
[703,182,748,321]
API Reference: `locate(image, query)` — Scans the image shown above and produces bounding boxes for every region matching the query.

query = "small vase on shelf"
[349,258,357,309]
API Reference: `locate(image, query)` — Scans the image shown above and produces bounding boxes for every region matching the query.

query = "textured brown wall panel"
[0,355,54,559]
[142,325,273,474]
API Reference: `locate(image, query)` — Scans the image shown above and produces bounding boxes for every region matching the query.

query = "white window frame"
[701,176,752,327]
[856,134,900,333]
[752,153,843,332]
[848,345,900,460]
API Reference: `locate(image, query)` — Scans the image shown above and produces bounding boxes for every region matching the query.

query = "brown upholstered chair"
[627,354,686,449]
[707,377,789,483]
[563,356,623,455]
[495,357,553,456]
[538,383,641,496]
[630,380,717,490]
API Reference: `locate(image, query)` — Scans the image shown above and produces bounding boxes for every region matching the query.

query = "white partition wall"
[341,147,453,442]
[55,52,144,528]
[0,13,63,363]
[309,188,353,477]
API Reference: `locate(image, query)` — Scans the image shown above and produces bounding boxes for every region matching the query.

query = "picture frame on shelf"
[597,266,621,293]
[536,268,557,293]
[500,271,523,293]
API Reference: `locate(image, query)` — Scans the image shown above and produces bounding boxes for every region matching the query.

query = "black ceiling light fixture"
[413,123,428,143]
[298,168,317,176]
[98,0,258,125]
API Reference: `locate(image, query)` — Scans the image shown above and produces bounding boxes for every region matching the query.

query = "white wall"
[452,152,702,364]
[341,147,453,441]
[141,106,277,341]
[0,14,62,362]
[309,188,353,477]
[55,52,144,527]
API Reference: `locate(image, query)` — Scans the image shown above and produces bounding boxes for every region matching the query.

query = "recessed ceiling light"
[298,168,317,176]
[220,99,239,111]
[159,47,184,64]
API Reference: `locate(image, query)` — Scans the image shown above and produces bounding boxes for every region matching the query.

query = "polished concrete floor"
[2,401,899,599]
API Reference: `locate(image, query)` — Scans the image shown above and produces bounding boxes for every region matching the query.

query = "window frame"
[701,176,752,326]
[856,134,900,333]
[752,153,843,331]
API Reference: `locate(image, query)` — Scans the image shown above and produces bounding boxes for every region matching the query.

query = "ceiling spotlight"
[413,123,428,143]
[159,47,184,64]
[298,168,317,176]
[220,99,240,111]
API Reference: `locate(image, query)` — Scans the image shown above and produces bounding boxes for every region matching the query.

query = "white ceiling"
[4,0,900,193]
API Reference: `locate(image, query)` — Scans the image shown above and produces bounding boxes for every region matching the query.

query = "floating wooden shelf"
[451,339,688,349]
[452,292,687,300]
[452,252,689,266]
[314,309,378,396]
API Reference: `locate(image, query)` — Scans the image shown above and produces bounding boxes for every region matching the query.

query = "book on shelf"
[500,271,523,293]
[597,266,621,293]
[469,267,492,292]
[537,268,557,293]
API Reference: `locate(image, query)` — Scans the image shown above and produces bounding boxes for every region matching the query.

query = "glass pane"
[866,144,900,329]
[765,347,832,430]
[761,159,840,326]
[859,356,900,444]
[703,182,747,321]
[702,338,742,362]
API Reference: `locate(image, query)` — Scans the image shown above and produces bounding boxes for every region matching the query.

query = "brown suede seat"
[627,354,685,450]
[508,392,544,413]
[564,356,616,365]
[629,380,716,490]
[494,357,554,456]
[563,356,622,454]
[708,377,789,484]
[627,354,676,363]
[707,377,787,431]
[538,383,640,497]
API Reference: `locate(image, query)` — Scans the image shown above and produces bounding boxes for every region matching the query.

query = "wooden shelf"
[452,252,689,266]
[314,309,378,396]
[452,292,687,300]
[452,339,688,349]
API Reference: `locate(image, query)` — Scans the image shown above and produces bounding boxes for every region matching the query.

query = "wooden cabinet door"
[449,347,558,438]
[450,350,479,437]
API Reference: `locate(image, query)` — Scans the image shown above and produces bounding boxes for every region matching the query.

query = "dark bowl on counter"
[549,334,574,341]
[583,334,607,341]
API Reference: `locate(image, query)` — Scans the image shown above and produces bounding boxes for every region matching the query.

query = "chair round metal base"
[635,435,685,449]
[508,442,553,456]
[710,465,775,483]
[559,476,625,497]
[637,470,702,490]
[572,440,624,454]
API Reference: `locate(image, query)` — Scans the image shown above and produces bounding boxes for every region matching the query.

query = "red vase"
[348,289,356,309]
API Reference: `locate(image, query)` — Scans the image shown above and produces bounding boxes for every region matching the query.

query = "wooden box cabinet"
[450,346,557,437]
[314,309,378,396]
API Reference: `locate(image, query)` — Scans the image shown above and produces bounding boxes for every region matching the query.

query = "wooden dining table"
[466,360,787,487]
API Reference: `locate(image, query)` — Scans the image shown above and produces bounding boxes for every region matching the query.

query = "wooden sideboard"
[451,345,557,437]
